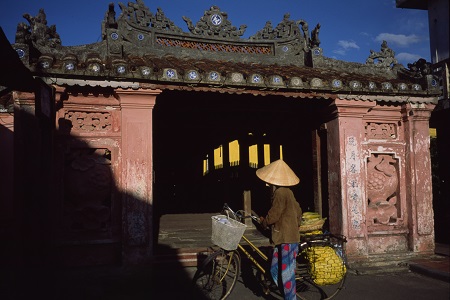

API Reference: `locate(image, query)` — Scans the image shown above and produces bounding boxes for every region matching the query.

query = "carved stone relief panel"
[366,154,399,225]
[365,122,397,139]
[63,111,112,132]
[63,148,112,233]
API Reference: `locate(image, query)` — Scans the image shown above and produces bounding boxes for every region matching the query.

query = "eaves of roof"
[337,94,438,104]
[10,2,441,104]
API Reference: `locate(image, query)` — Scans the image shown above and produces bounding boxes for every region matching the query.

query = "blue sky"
[1,0,430,66]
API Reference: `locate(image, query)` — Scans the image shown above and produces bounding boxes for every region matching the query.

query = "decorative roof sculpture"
[366,40,398,68]
[9,0,440,101]
[183,6,246,38]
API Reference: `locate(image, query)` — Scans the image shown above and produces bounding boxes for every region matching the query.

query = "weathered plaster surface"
[328,99,435,262]
[118,89,160,264]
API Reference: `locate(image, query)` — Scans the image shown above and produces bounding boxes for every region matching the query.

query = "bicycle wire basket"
[211,214,247,251]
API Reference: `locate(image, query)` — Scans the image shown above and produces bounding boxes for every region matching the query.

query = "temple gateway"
[1,1,441,268]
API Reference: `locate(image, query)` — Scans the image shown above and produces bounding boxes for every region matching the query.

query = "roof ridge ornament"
[366,40,398,68]
[182,6,247,39]
[116,0,182,32]
[405,58,432,78]
[250,13,320,50]
[16,8,61,48]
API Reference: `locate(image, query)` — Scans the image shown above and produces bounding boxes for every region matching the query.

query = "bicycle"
[192,203,347,300]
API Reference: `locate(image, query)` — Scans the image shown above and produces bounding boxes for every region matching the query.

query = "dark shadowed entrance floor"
[156,213,272,266]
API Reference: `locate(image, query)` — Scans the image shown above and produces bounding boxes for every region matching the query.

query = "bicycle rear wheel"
[192,249,240,300]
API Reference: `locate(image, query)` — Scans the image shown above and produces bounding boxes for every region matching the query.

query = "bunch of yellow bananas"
[304,230,323,235]
[305,245,346,285]
[302,211,321,221]
[300,212,326,233]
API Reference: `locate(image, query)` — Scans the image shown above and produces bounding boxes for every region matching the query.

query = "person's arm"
[262,190,285,228]
[297,203,303,227]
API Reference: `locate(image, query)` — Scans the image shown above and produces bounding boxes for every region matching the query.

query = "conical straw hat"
[256,159,300,186]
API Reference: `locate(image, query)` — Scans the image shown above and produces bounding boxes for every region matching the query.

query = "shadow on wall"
[0,105,200,299]
[430,135,450,244]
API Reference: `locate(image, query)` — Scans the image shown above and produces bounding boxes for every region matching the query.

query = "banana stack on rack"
[305,245,346,285]
[299,212,326,234]
[300,212,346,285]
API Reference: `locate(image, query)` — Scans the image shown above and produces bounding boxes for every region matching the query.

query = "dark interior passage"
[153,90,331,219]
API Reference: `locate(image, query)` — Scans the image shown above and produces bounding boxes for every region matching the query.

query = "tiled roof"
[9,1,440,104]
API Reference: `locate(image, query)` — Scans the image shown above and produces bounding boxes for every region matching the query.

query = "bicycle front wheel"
[192,249,240,300]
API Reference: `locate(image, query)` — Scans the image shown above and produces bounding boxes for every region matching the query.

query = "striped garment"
[271,243,298,300]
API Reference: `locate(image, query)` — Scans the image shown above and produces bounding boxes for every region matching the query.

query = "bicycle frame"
[222,203,270,274]
[237,235,269,275]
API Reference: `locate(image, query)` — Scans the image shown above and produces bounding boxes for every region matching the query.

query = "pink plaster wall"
[10,86,436,267]
[117,89,161,265]
[327,99,435,262]
[51,87,162,266]
[53,88,124,266]
[402,103,435,254]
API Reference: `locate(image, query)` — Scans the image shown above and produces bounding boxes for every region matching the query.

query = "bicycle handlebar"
[223,203,261,223]
[223,203,347,243]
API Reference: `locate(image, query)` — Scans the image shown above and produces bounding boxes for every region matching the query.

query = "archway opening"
[153,90,331,247]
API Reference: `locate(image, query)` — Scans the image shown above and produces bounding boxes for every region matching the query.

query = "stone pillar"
[117,88,161,264]
[243,190,254,228]
[326,99,375,257]
[311,129,323,216]
[13,90,54,266]
[402,103,435,254]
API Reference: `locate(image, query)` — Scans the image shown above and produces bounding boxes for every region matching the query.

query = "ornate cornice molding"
[116,88,161,110]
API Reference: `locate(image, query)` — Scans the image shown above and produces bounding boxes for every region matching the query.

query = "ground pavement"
[1,246,448,300]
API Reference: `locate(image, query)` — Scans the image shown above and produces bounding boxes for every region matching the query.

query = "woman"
[257,159,302,300]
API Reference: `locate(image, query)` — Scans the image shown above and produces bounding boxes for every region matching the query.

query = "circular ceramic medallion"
[252,75,261,83]
[231,73,243,82]
[382,82,393,90]
[91,63,101,72]
[273,76,281,84]
[209,72,219,81]
[188,71,198,80]
[40,61,50,69]
[166,69,176,78]
[141,67,151,76]
[16,48,25,58]
[332,79,342,88]
[412,84,421,91]
[398,83,407,90]
[211,14,222,26]
[291,77,302,86]
[310,78,322,87]
[64,62,75,71]
[350,81,361,89]
[117,65,126,74]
